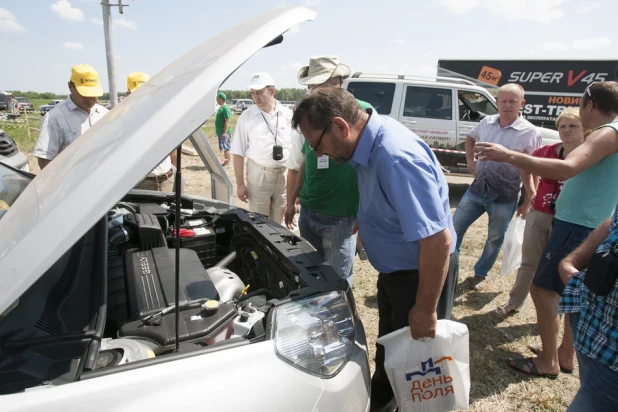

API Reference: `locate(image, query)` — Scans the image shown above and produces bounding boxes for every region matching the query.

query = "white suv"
[344,73,559,172]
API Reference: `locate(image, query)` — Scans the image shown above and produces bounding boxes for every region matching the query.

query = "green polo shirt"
[299,99,372,217]
[215,104,232,135]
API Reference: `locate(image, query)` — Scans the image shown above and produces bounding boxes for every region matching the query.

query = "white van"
[344,73,560,172]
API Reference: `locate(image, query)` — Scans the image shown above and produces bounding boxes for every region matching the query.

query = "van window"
[346,82,395,114]
[403,86,452,120]
[458,91,498,121]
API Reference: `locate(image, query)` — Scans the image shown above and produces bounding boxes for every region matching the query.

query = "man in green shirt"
[215,92,232,166]
[285,56,370,285]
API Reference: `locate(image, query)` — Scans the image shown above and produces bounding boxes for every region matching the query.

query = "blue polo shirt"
[349,110,456,273]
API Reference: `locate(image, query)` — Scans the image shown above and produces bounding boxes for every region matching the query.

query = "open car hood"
[0,7,316,315]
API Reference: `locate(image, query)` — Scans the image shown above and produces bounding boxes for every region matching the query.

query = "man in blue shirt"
[292,87,459,411]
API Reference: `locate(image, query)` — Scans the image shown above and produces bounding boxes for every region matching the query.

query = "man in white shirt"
[125,72,177,192]
[230,72,293,223]
[33,64,109,170]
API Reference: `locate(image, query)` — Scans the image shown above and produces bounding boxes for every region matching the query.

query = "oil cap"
[239,312,250,322]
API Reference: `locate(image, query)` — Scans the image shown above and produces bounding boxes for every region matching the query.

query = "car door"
[456,89,498,150]
[398,85,457,150]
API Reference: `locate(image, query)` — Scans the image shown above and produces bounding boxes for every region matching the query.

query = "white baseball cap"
[247,72,275,90]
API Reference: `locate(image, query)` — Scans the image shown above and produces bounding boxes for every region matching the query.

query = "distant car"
[232,98,254,113]
[39,99,64,116]
[0,129,29,172]
[15,97,34,112]
[0,92,7,111]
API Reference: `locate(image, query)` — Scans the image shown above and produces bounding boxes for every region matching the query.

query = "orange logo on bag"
[478,66,501,85]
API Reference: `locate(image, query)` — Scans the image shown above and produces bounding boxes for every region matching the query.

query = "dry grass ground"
[13,112,579,411]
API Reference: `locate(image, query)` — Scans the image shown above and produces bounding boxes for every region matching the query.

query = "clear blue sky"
[1,0,617,94]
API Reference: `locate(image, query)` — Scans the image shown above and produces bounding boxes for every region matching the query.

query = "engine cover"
[109,247,236,347]
[126,247,219,317]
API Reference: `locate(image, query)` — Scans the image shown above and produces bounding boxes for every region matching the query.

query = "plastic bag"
[376,320,470,412]
[500,216,526,275]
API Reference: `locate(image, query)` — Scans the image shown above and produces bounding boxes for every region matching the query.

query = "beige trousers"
[246,159,287,223]
[508,208,554,308]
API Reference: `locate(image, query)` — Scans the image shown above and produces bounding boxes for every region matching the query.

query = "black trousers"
[369,251,460,410]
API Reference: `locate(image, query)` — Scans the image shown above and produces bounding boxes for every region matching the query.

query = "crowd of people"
[32,58,618,411]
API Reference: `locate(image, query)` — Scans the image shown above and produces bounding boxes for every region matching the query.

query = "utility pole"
[101,0,129,108]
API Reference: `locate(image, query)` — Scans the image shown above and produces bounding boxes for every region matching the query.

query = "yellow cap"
[70,64,103,97]
[127,72,151,92]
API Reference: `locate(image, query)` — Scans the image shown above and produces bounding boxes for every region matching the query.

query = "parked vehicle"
[0,92,7,111]
[437,59,618,129]
[344,72,560,172]
[0,7,370,412]
[39,99,64,116]
[15,97,34,112]
[232,98,254,113]
[0,129,29,172]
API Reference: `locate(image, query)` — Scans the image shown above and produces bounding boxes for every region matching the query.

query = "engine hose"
[216,251,237,268]
[234,288,275,304]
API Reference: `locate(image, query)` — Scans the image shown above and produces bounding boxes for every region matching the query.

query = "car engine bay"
[0,193,354,394]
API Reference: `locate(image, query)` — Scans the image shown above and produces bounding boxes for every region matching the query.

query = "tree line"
[8,89,307,102]
[219,88,307,102]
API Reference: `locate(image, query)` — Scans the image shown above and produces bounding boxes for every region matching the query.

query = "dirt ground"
[25,131,578,411]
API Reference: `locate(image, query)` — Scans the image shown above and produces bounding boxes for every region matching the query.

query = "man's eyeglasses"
[308,121,331,152]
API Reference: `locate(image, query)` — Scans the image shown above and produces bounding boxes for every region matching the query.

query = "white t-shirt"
[230,102,294,169]
[286,129,304,171]
[33,97,108,160]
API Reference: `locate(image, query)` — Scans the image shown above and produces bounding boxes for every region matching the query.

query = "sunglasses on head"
[585,82,598,97]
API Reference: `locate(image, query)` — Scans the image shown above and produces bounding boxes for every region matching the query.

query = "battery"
[171,218,217,268]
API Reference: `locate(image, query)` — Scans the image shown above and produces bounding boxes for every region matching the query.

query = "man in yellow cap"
[125,72,177,192]
[33,64,108,170]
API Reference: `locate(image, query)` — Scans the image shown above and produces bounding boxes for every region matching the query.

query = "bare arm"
[233,155,248,202]
[37,158,51,170]
[286,169,299,203]
[289,161,305,203]
[410,228,452,339]
[475,127,618,180]
[223,118,230,135]
[517,170,535,218]
[560,218,612,284]
[465,136,476,176]
[170,150,178,169]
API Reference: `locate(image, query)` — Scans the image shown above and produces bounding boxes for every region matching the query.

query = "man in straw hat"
[33,64,109,170]
[285,56,371,286]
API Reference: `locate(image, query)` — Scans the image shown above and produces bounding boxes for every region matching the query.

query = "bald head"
[497,83,525,100]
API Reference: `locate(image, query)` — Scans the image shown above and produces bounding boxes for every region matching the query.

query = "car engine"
[0,196,300,392]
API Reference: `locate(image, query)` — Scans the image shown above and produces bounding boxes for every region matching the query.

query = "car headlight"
[274,291,355,378]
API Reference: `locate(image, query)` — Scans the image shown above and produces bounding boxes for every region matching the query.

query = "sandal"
[495,303,518,315]
[506,357,558,379]
[527,345,574,374]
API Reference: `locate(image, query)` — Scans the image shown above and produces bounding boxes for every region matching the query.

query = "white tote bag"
[376,320,470,412]
[500,216,526,275]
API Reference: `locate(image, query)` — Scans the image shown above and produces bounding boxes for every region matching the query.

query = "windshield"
[0,165,31,220]
[16,97,28,103]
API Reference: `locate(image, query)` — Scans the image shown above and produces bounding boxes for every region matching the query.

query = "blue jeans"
[567,313,618,411]
[299,207,357,286]
[217,133,231,151]
[453,189,517,277]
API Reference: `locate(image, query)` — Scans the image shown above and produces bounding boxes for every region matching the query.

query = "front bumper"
[2,321,370,412]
